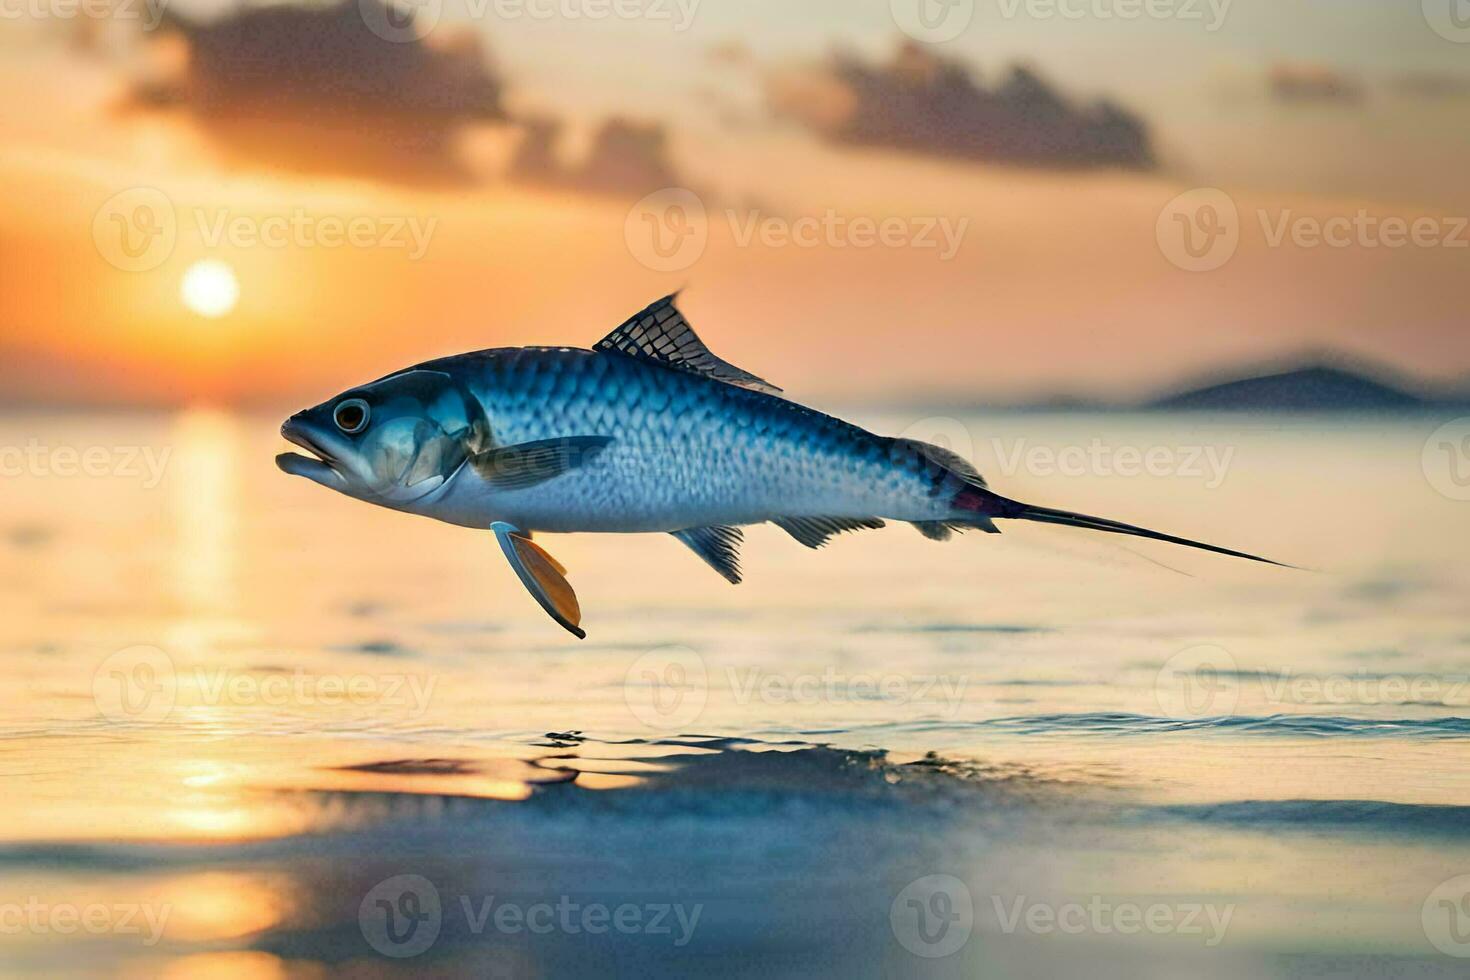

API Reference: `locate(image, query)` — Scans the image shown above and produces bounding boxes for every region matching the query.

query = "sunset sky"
[2,0,1467,407]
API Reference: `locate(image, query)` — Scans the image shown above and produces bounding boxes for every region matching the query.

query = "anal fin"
[773,516,885,549]
[912,518,1000,541]
[671,526,743,584]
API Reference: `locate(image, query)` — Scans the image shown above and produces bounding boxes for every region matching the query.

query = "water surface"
[3,410,1469,978]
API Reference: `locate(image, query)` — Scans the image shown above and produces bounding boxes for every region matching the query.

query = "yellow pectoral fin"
[491,523,585,639]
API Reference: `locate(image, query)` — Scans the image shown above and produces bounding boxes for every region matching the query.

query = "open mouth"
[276,419,346,488]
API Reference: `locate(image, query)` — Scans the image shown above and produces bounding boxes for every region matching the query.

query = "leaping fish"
[278,295,1288,637]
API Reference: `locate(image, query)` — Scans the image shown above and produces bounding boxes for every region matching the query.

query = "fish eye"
[333,398,370,434]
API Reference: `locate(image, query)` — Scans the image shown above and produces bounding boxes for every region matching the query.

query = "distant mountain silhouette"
[1149,365,1446,412]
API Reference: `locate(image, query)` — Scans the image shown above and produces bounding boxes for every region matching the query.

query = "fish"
[278,294,1289,638]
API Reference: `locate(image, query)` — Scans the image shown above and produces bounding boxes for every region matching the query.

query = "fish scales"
[426,347,945,533]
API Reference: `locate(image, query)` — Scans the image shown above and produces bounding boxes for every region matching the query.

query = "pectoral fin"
[491,522,585,639]
[471,436,613,491]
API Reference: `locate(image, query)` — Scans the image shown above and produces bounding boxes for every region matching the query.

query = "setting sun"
[181,259,240,318]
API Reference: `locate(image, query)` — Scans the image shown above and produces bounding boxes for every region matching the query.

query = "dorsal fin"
[595,295,781,394]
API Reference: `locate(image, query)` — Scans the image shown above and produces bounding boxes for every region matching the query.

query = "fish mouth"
[277,418,346,489]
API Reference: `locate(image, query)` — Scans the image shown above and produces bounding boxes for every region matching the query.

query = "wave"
[1145,799,1470,838]
[978,712,1470,738]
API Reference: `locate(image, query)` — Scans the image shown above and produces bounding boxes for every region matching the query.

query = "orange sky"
[2,3,1467,407]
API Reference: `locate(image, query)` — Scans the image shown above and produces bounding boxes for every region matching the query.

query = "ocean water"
[2,409,1469,978]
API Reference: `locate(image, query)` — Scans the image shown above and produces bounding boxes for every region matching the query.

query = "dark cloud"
[122,0,693,193]
[128,0,506,183]
[766,41,1154,170]
[508,117,684,198]
[1267,63,1364,104]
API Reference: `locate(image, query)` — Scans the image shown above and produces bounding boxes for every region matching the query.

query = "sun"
[180,259,240,318]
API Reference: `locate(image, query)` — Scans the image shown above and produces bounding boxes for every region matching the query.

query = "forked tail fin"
[952,485,1295,568]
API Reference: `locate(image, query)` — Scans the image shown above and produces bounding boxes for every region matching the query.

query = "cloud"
[1389,70,1470,99]
[508,117,685,198]
[766,41,1154,170]
[127,0,507,183]
[1267,63,1364,104]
